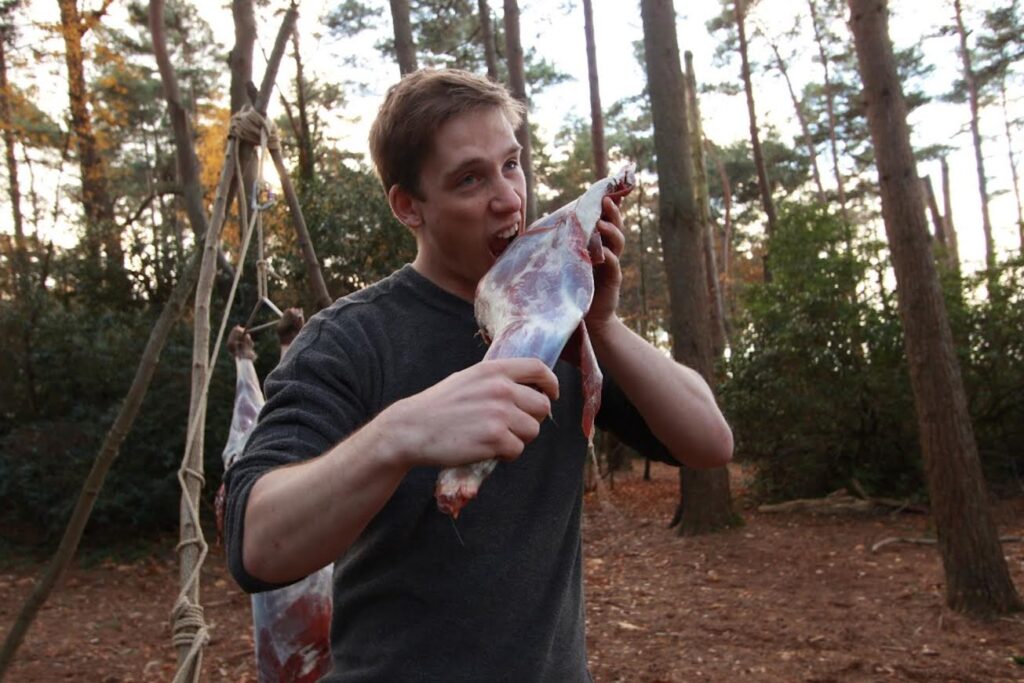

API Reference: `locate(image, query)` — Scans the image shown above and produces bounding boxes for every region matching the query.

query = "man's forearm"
[242,410,411,585]
[589,316,733,468]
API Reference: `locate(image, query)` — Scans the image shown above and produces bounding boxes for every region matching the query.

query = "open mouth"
[487,226,518,259]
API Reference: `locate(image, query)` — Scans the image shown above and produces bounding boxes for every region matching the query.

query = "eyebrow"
[442,144,522,184]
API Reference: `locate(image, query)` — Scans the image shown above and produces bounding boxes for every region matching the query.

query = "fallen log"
[871,536,1022,553]
[758,492,872,514]
[758,484,928,515]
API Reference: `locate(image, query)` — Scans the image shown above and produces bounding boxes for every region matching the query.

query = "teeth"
[497,224,518,240]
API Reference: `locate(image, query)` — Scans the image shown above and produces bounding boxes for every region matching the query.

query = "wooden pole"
[270,144,333,309]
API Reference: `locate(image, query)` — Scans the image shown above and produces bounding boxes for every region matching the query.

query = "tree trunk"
[229,0,255,114]
[223,0,255,282]
[150,0,210,276]
[937,156,962,270]
[389,0,418,76]
[635,177,650,344]
[940,156,962,274]
[953,0,995,270]
[764,35,826,203]
[998,78,1024,250]
[291,27,315,185]
[0,24,26,293]
[582,0,607,179]
[477,0,499,81]
[847,0,1022,618]
[808,0,850,223]
[1,22,41,418]
[921,176,947,246]
[734,0,777,280]
[641,0,735,536]
[684,51,728,358]
[57,0,123,291]
[503,0,537,223]
[706,139,734,308]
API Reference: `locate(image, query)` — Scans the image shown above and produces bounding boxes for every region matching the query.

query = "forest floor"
[2,461,1023,682]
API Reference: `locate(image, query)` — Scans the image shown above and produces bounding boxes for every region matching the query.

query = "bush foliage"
[0,161,413,546]
[721,203,1023,502]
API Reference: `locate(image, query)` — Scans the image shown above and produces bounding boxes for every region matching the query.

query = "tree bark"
[763,33,826,202]
[998,78,1024,250]
[953,0,996,270]
[706,139,734,304]
[57,0,123,290]
[150,1,211,266]
[229,0,255,114]
[503,0,537,223]
[641,0,735,535]
[940,156,962,273]
[734,0,777,280]
[0,23,26,293]
[684,51,728,358]
[635,179,650,344]
[228,0,256,251]
[922,176,947,246]
[808,0,850,223]
[582,0,607,179]
[847,0,1022,618]
[477,0,500,81]
[291,27,315,185]
[389,0,418,76]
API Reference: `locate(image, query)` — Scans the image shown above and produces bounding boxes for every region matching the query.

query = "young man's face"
[394,106,526,302]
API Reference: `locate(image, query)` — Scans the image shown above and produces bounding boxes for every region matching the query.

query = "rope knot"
[229,105,281,151]
[170,596,210,682]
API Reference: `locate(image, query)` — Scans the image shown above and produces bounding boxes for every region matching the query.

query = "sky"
[12,0,1024,273]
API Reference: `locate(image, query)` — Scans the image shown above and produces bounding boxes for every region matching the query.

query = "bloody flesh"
[435,165,636,517]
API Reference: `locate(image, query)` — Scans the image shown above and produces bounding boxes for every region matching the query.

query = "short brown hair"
[369,68,525,198]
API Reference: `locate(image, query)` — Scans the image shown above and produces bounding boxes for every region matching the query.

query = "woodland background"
[0,0,1022,668]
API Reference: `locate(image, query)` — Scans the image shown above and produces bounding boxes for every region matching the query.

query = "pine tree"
[847,0,1022,618]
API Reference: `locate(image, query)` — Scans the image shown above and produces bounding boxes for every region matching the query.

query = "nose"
[490,175,523,216]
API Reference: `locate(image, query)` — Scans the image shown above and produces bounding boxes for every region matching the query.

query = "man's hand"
[382,358,559,470]
[587,195,626,337]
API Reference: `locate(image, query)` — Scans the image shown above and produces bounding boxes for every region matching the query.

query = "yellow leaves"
[194,104,233,236]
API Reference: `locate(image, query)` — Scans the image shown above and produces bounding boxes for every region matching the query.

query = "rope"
[170,599,209,683]
[171,114,276,681]
[243,118,283,331]
[228,104,280,150]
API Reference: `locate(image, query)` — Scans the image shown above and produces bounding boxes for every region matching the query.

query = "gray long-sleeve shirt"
[224,265,674,682]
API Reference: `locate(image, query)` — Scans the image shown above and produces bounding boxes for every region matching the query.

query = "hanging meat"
[435,165,636,518]
[218,310,333,683]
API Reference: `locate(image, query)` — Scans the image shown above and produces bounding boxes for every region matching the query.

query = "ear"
[388,184,423,230]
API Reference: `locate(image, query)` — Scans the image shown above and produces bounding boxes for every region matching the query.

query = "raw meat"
[435,165,636,518]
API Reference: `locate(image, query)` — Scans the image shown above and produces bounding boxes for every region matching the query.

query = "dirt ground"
[2,462,1023,682]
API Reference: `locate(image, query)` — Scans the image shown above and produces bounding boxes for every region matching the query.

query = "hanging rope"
[171,105,278,683]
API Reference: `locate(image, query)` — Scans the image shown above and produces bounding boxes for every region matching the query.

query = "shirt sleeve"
[222,313,374,593]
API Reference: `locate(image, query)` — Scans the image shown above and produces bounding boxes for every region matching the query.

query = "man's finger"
[491,358,560,401]
[511,382,553,422]
[596,220,625,257]
[601,195,623,228]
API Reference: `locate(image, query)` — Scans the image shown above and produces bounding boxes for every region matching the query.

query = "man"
[224,68,733,681]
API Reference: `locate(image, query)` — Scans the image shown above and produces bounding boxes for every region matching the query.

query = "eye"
[457,173,479,188]
[504,158,520,171]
